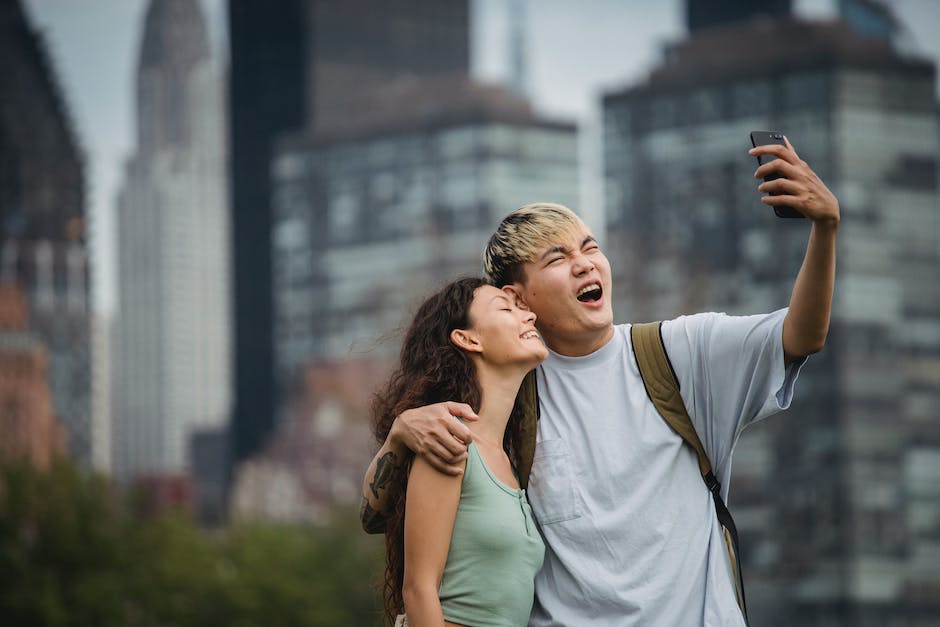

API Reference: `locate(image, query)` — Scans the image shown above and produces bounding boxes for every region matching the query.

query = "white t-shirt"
[527,309,805,626]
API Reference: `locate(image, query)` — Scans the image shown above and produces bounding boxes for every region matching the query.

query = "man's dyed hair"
[483,202,586,287]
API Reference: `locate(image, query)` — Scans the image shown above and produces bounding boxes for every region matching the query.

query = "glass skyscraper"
[603,8,940,624]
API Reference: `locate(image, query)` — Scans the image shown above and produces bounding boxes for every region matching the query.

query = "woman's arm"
[361,402,477,534]
[402,454,464,626]
[361,435,411,533]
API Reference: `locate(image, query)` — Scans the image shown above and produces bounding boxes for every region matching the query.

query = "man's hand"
[751,137,840,226]
[391,401,479,476]
[751,137,840,362]
[360,401,479,533]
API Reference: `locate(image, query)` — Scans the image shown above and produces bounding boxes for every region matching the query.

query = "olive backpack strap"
[630,321,749,624]
[516,369,539,489]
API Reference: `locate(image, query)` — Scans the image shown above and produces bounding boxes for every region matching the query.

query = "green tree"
[0,460,131,626]
[0,461,385,627]
[210,511,384,627]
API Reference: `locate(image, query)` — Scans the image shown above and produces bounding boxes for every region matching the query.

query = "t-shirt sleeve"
[660,308,806,475]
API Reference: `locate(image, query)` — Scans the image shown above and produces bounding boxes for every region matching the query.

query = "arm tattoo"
[370,451,400,500]
[360,497,387,534]
[360,451,401,534]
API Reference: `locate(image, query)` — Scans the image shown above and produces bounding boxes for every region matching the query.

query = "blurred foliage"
[0,460,384,627]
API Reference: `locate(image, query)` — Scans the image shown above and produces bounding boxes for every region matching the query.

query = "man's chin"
[584,308,614,330]
[576,315,615,341]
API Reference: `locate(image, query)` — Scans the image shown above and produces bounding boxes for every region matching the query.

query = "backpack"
[514,321,748,623]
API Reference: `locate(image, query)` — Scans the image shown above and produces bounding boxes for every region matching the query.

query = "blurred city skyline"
[24,0,940,315]
[4,0,939,622]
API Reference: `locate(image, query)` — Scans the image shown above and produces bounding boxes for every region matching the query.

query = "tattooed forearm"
[360,497,387,534]
[370,451,400,500]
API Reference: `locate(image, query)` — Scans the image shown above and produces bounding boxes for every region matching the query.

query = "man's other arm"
[751,137,839,364]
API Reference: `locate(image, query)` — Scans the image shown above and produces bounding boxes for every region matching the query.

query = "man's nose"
[572,253,595,275]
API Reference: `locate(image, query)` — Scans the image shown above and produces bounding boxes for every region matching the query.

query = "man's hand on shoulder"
[392,401,478,476]
[359,401,478,534]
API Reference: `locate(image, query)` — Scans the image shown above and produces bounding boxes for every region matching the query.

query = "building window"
[733,80,771,117]
[784,72,828,111]
[651,96,678,128]
[330,187,359,242]
[689,88,723,123]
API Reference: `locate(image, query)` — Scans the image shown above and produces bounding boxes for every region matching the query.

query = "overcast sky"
[21,0,940,314]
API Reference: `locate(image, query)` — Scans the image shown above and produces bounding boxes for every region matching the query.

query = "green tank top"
[438,441,545,626]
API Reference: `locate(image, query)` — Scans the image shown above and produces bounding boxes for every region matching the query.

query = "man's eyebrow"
[539,245,569,261]
[581,236,597,248]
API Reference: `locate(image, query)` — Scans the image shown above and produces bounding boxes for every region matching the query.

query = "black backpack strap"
[631,322,749,623]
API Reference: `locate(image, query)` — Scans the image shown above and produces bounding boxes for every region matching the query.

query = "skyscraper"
[270,0,578,423]
[603,6,940,624]
[686,0,792,33]
[272,81,578,400]
[228,0,306,467]
[113,0,231,481]
[0,283,64,469]
[0,0,92,467]
[228,0,471,465]
[306,0,470,136]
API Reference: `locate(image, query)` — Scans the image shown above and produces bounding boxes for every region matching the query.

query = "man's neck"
[545,325,615,357]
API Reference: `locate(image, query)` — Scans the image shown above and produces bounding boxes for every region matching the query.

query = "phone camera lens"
[772,133,783,139]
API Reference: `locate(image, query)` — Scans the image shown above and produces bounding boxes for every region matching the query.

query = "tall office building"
[0,0,92,466]
[602,4,940,624]
[307,0,469,135]
[0,283,65,469]
[228,0,307,467]
[686,0,792,33]
[270,0,577,423]
[272,81,578,400]
[113,0,231,481]
[228,0,472,465]
[90,313,112,472]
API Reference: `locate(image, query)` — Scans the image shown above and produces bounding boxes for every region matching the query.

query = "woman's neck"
[471,366,528,447]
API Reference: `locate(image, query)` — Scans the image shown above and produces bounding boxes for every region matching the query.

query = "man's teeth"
[577,283,601,298]
[521,330,539,339]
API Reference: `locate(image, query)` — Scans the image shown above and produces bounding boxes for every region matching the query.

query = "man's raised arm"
[750,137,840,364]
[360,401,478,533]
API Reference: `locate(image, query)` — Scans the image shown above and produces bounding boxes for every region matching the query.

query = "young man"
[362,139,839,624]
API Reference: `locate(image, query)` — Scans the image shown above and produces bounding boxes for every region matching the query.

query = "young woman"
[370,277,547,627]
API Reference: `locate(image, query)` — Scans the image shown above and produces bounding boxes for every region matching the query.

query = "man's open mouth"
[577,283,603,302]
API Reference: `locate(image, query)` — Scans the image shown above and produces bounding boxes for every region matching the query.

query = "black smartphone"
[749,131,804,219]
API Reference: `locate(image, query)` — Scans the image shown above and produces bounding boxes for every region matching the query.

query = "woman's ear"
[502,284,530,311]
[450,328,482,353]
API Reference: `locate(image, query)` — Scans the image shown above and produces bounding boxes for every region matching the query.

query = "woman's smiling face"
[454,284,547,369]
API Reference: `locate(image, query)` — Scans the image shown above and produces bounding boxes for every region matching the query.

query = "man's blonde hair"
[483,202,586,287]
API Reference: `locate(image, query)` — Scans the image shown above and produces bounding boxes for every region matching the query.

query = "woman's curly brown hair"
[371,277,529,625]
